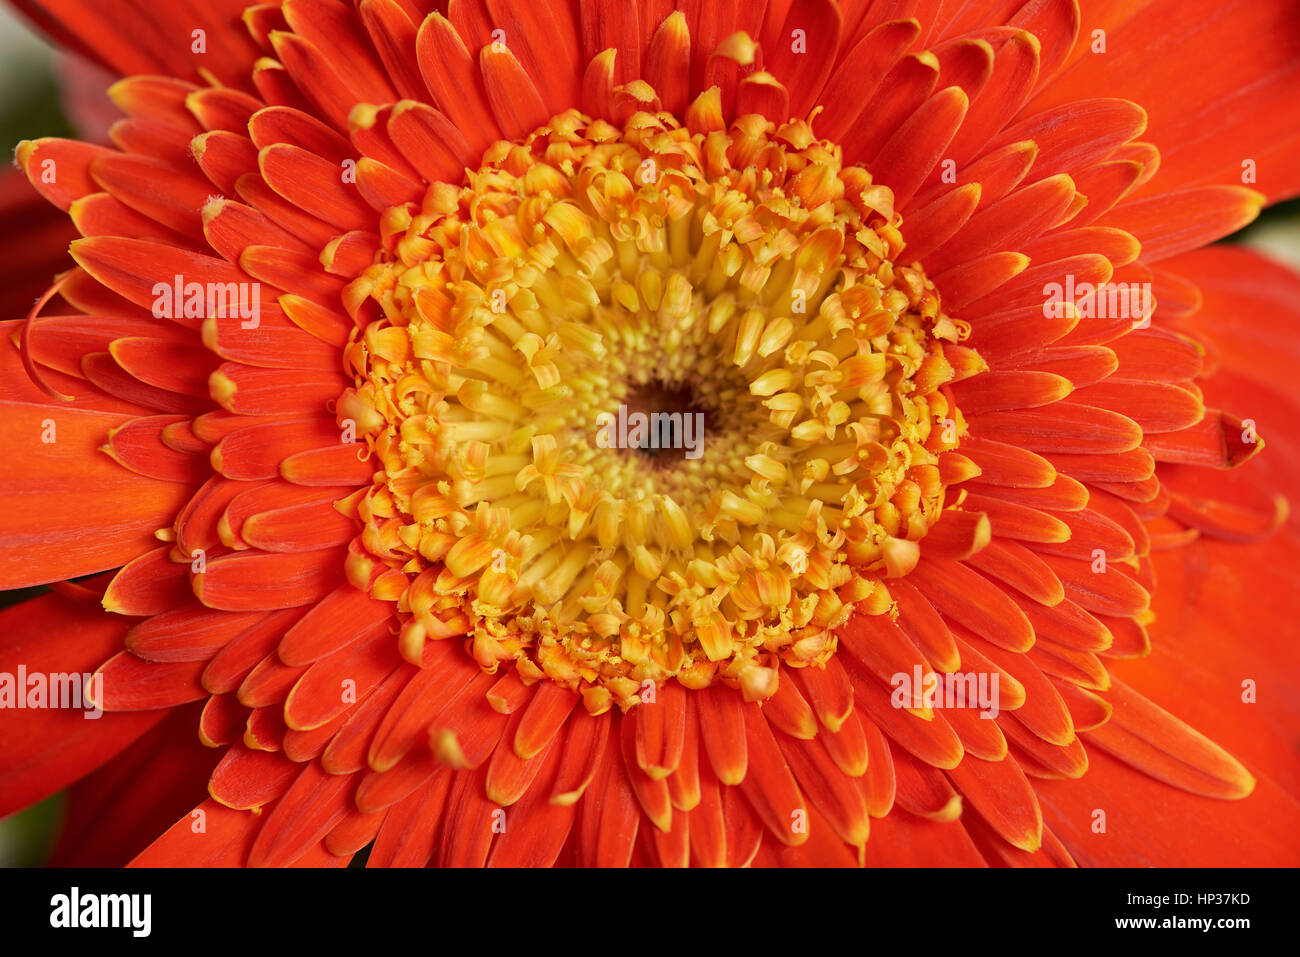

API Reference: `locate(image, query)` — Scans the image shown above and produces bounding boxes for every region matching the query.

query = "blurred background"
[0,4,1297,866]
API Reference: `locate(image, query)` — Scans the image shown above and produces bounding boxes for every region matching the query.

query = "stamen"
[342,106,971,711]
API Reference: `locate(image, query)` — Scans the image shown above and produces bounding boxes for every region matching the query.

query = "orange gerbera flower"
[1,0,1298,868]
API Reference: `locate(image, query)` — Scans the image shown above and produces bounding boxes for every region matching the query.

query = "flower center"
[339,108,970,714]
